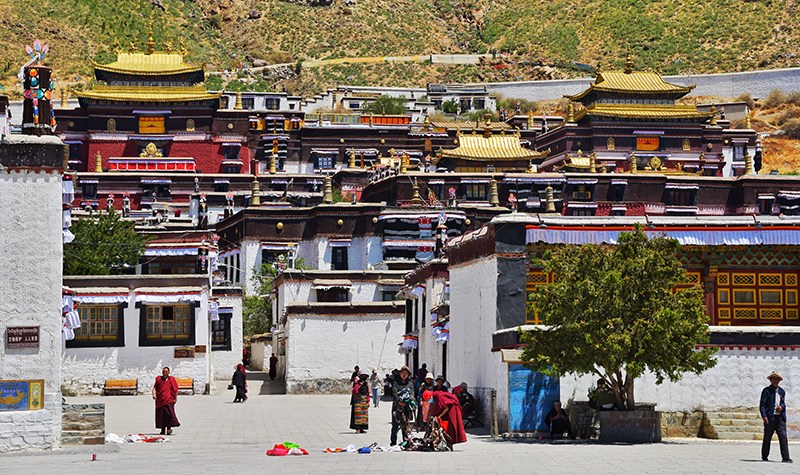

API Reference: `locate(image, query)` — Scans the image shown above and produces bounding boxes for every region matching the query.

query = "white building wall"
[284,312,405,393]
[365,236,384,268]
[241,240,261,293]
[250,340,273,371]
[448,256,498,392]
[62,290,211,395]
[210,295,244,380]
[559,346,800,412]
[0,169,63,452]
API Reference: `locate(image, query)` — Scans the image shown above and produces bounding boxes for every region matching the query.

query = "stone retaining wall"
[61,403,105,445]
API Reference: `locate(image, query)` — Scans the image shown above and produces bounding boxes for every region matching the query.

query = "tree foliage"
[63,211,149,275]
[520,225,717,410]
[242,258,309,337]
[242,264,277,337]
[361,95,408,115]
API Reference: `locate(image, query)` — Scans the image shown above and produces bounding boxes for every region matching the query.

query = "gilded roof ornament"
[146,21,156,55]
[112,38,121,55]
[624,54,634,74]
[129,41,138,53]
[164,41,173,54]
[179,38,188,58]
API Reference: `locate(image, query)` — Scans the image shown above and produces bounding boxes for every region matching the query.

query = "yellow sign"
[636,136,660,151]
[0,380,44,411]
[139,116,165,134]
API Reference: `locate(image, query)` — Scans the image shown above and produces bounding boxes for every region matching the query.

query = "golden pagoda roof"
[574,103,715,121]
[567,70,694,101]
[77,85,220,103]
[92,53,202,76]
[441,131,547,161]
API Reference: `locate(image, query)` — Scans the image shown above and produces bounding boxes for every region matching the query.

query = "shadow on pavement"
[244,370,286,395]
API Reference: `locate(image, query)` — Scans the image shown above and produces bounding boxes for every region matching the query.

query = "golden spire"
[410,179,425,207]
[234,91,243,110]
[629,152,637,173]
[527,110,534,129]
[709,105,717,125]
[590,152,597,173]
[322,175,334,204]
[146,21,156,55]
[60,89,68,109]
[744,153,755,175]
[348,149,357,168]
[95,151,103,173]
[745,109,752,129]
[164,41,173,53]
[423,113,432,131]
[624,54,634,74]
[179,38,188,58]
[489,179,499,206]
[129,41,138,53]
[112,38,121,55]
[567,103,575,123]
[483,112,493,138]
[545,185,556,213]
[250,179,261,206]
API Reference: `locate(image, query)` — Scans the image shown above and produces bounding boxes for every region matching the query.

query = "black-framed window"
[265,98,280,110]
[142,185,171,199]
[317,288,349,302]
[461,183,488,201]
[382,290,397,301]
[224,146,241,161]
[331,247,348,270]
[68,143,82,160]
[758,198,775,215]
[66,303,126,348]
[211,311,233,351]
[138,302,197,346]
[421,294,427,328]
[82,183,98,199]
[569,185,594,201]
[570,208,596,217]
[609,184,626,202]
[666,189,697,207]
[213,181,230,193]
[315,153,336,170]
[223,164,241,174]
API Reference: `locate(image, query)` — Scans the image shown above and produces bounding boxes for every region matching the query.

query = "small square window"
[718,289,729,304]
[733,290,755,304]
[760,290,782,305]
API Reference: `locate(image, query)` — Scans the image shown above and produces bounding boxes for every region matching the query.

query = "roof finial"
[624,54,634,74]
[567,102,575,123]
[146,20,156,55]
[112,38,121,55]
[483,112,493,138]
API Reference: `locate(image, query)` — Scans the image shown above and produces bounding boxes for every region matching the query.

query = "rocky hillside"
[0,0,797,94]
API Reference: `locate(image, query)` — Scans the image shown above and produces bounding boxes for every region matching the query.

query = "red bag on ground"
[267,444,289,456]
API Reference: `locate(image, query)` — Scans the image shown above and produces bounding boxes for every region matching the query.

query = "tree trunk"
[625,375,635,411]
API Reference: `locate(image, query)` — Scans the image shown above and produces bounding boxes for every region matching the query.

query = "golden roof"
[92,53,202,76]
[441,131,547,161]
[78,85,220,103]
[574,103,715,121]
[567,71,694,101]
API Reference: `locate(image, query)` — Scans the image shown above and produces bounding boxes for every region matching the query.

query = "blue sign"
[508,364,560,432]
[0,380,44,411]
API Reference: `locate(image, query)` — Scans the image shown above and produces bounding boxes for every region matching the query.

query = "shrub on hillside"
[763,89,788,108]
[784,118,800,139]
[735,93,756,110]
[776,107,799,126]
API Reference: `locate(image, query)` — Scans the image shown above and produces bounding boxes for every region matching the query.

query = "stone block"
[599,410,662,444]
[82,437,105,445]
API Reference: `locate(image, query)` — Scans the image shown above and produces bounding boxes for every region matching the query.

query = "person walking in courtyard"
[370,368,381,407]
[231,363,247,403]
[760,371,792,463]
[350,373,370,433]
[152,366,180,435]
[269,353,278,381]
[391,366,415,445]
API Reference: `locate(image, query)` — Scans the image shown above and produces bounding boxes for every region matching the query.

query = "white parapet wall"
[284,303,405,393]
[0,136,66,452]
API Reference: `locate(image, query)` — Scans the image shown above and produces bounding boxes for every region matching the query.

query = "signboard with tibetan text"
[6,326,40,349]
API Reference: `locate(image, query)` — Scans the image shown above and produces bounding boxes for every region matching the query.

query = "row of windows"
[716,272,799,324]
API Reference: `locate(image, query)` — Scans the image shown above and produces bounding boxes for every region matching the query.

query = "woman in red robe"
[432,390,467,445]
[151,367,180,435]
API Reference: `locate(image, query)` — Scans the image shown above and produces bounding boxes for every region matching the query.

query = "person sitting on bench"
[545,401,574,439]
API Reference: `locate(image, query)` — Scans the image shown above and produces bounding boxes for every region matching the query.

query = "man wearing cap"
[390,366,415,445]
[760,371,792,463]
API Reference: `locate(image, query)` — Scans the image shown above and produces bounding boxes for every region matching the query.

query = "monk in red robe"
[151,367,180,435]
[432,390,467,446]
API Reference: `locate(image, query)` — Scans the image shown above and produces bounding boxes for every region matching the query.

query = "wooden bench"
[103,379,138,396]
[176,378,195,395]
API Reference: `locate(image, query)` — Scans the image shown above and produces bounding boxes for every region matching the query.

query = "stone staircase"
[702,407,765,440]
[61,403,105,445]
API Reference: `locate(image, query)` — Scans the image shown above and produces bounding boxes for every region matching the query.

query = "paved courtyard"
[2,377,798,474]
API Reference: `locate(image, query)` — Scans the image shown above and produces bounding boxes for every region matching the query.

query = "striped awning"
[526,225,800,246]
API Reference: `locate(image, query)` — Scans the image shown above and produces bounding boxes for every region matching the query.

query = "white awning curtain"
[218,248,241,260]
[312,279,352,290]
[261,242,296,251]
[664,183,700,190]
[143,247,199,257]
[382,239,437,248]
[73,288,130,304]
[329,240,352,247]
[134,287,203,304]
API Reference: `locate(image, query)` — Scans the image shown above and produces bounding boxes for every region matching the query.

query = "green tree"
[242,258,308,336]
[242,264,276,337]
[64,211,149,275]
[521,225,717,410]
[362,95,407,115]
[441,98,459,114]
